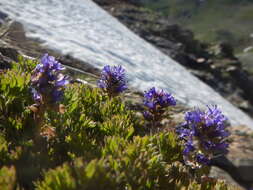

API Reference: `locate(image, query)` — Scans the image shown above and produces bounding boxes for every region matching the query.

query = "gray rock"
[211,156,253,189]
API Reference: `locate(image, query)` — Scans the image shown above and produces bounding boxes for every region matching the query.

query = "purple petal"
[183,141,195,155]
[31,88,41,102]
[56,75,69,87]
[97,65,127,95]
[196,153,210,165]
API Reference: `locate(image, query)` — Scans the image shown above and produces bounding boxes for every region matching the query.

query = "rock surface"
[93,0,253,119]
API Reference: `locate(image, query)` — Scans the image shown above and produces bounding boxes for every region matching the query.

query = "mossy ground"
[142,0,253,51]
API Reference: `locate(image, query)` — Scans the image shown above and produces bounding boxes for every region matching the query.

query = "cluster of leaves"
[0,57,35,138]
[0,56,236,190]
[36,134,229,190]
[46,84,137,164]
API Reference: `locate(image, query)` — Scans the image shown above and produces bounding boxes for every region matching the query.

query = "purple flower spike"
[35,54,64,73]
[97,65,127,96]
[31,54,69,104]
[56,74,69,87]
[183,140,195,156]
[176,126,192,139]
[31,88,42,102]
[176,105,229,168]
[144,87,176,110]
[196,153,210,165]
[204,105,227,127]
[185,109,203,124]
[142,87,176,127]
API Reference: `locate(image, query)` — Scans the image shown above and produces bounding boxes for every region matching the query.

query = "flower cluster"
[143,87,176,127]
[97,65,127,97]
[176,105,229,168]
[31,54,69,104]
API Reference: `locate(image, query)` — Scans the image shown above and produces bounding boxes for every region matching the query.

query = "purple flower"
[196,153,210,165]
[144,87,176,110]
[176,105,229,168]
[142,87,176,127]
[97,65,127,97]
[204,105,227,127]
[31,54,69,104]
[55,74,69,87]
[185,109,203,124]
[176,126,191,139]
[209,130,229,138]
[214,142,229,152]
[31,88,42,102]
[35,54,64,73]
[183,140,195,156]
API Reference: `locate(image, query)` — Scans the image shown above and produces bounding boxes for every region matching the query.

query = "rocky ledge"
[93,0,253,119]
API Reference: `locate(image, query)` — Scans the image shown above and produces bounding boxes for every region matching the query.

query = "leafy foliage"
[46,84,136,163]
[0,56,35,142]
[0,166,16,190]
[36,134,230,190]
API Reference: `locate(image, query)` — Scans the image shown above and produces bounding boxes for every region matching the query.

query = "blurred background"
[140,0,253,75]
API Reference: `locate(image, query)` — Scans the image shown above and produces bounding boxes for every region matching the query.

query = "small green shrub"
[36,133,231,190]
[35,164,76,190]
[0,135,10,165]
[0,165,16,190]
[0,57,36,143]
[46,84,136,163]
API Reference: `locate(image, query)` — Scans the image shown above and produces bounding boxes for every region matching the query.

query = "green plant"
[0,57,35,142]
[0,166,16,190]
[36,132,232,190]
[46,84,136,163]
